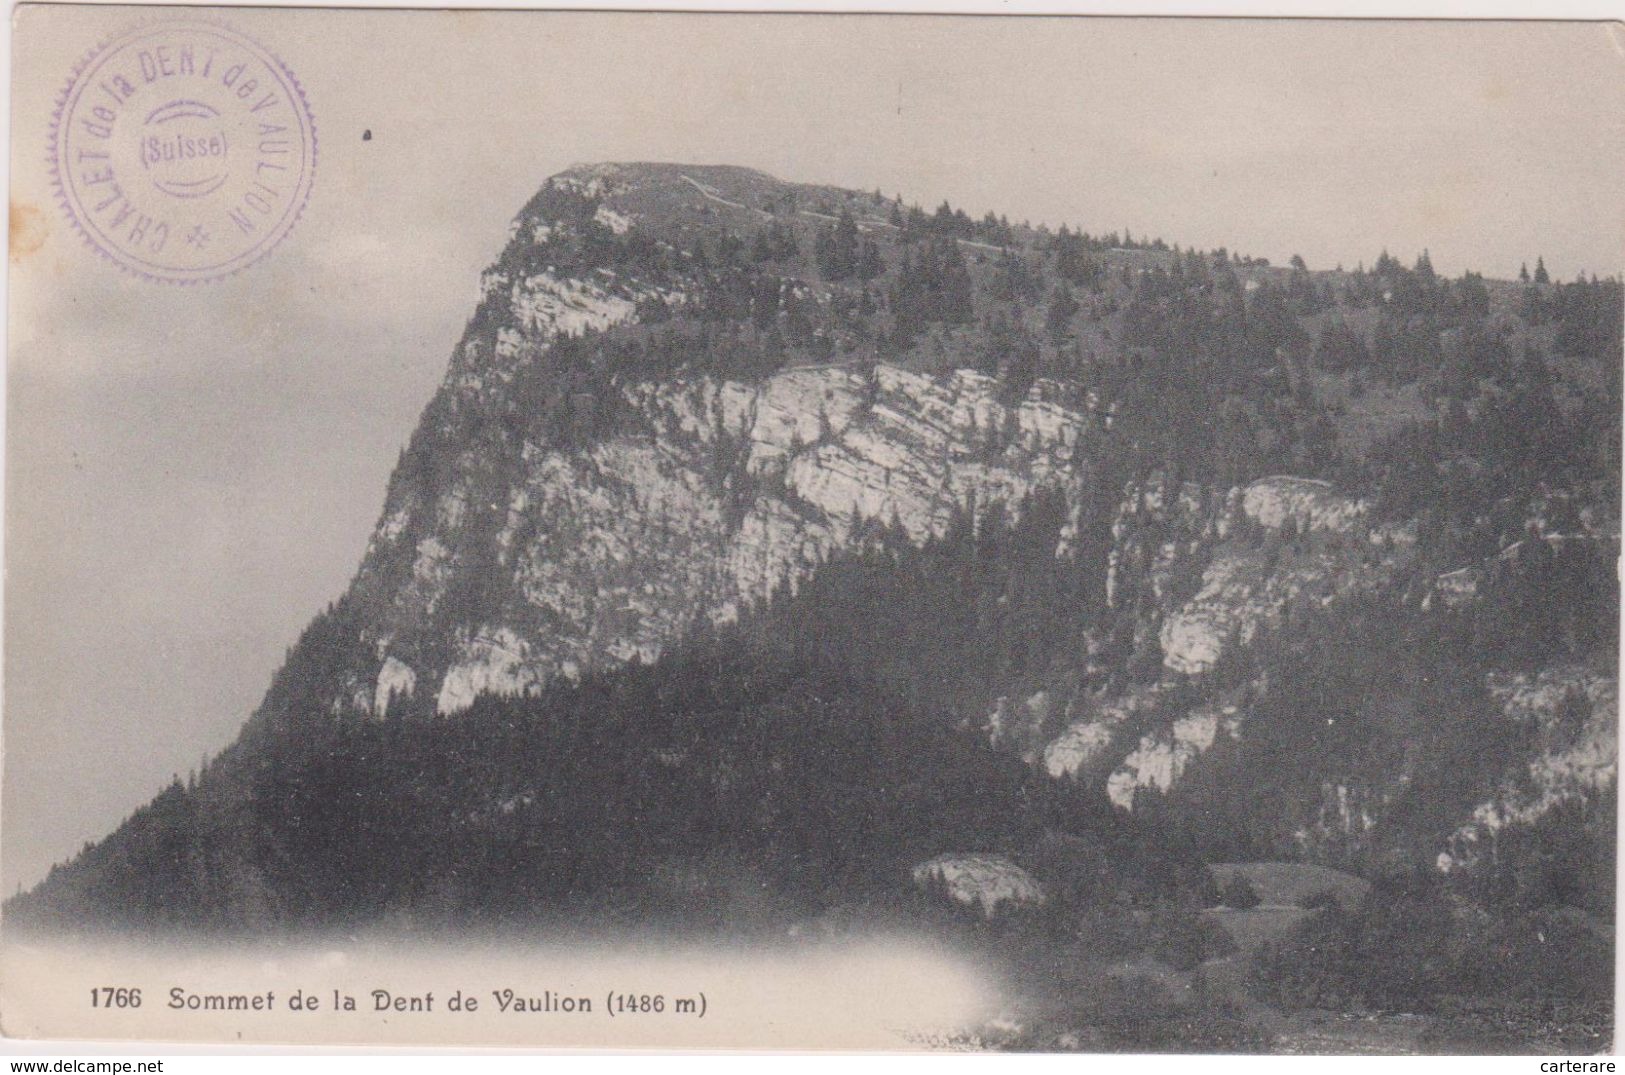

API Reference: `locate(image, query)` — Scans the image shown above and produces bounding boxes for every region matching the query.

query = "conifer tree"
[1047,283,1079,342]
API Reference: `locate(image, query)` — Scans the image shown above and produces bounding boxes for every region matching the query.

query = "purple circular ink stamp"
[51,19,316,284]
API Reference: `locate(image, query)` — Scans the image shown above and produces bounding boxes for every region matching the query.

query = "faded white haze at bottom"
[5,8,1623,893]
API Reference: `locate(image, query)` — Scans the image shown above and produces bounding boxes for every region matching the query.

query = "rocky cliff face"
[243,163,1619,871]
[1441,666,1618,869]
[321,164,1104,720]
[374,359,1096,715]
[1034,465,1617,848]
[356,365,1099,716]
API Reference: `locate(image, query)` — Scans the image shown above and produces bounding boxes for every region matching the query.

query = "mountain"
[327,163,1103,718]
[9,162,1618,1046]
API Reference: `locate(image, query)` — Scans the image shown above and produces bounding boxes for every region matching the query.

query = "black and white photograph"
[2,6,1620,1056]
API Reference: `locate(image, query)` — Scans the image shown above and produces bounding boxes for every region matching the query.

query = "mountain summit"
[348,162,1104,718]
[10,164,1618,1043]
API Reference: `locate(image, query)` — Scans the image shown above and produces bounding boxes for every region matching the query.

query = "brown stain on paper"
[10,201,48,262]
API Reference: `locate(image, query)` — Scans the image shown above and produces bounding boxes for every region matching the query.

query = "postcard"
[4,6,1619,1052]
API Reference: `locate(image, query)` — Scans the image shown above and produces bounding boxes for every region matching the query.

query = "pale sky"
[5,7,1623,893]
